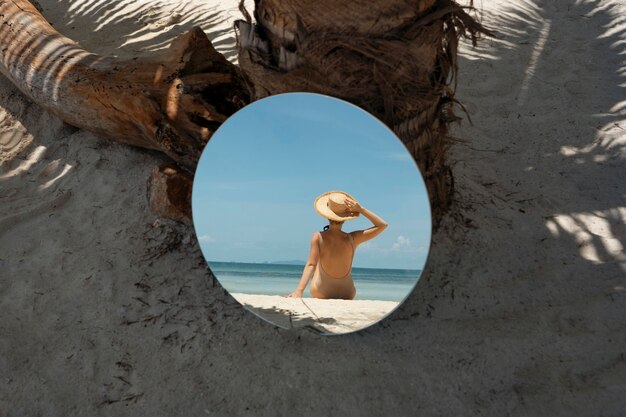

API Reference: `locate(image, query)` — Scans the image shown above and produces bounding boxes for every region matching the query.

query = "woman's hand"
[349,204,388,247]
[344,198,362,215]
[286,289,303,298]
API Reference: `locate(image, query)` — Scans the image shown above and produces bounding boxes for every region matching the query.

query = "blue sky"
[192,93,431,270]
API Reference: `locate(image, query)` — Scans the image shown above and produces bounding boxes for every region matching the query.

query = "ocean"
[208,261,422,302]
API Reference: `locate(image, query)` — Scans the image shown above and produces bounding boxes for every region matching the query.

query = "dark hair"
[323,219,344,231]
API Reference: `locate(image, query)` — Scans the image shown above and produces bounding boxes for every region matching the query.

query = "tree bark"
[0,0,249,170]
[0,0,490,224]
[236,0,492,226]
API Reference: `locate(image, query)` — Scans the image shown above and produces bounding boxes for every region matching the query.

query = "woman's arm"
[344,199,388,246]
[286,232,320,298]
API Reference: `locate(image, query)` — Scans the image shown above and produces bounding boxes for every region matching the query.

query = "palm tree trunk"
[0,0,490,224]
[236,0,492,225]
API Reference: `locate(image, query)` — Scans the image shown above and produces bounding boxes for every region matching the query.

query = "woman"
[287,191,388,300]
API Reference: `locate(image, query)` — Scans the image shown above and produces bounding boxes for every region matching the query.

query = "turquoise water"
[208,261,421,302]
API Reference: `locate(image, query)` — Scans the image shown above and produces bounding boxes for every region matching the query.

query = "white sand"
[1,0,625,416]
[231,293,399,334]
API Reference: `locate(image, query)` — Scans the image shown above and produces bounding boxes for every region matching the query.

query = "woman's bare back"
[310,230,356,299]
[317,231,354,277]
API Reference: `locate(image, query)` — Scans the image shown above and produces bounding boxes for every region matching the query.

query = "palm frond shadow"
[41,0,235,59]
[395,0,626,318]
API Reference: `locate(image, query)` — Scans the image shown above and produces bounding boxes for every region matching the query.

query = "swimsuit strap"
[317,231,328,275]
[348,233,355,265]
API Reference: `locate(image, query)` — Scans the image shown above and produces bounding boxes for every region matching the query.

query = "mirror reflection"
[192,93,431,334]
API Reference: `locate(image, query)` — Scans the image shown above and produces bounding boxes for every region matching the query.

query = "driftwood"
[148,164,193,224]
[0,0,491,224]
[236,0,493,225]
[0,0,249,170]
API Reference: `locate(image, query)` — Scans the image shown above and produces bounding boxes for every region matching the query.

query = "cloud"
[391,235,411,251]
[382,152,412,161]
[198,234,216,243]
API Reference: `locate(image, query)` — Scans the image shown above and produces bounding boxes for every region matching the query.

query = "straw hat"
[314,190,360,222]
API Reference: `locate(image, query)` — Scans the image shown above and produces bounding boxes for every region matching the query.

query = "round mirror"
[192,93,431,335]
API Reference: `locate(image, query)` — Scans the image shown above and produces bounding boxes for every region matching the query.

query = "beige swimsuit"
[311,231,357,300]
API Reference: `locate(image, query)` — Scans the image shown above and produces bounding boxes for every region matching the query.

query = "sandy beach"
[1,0,625,416]
[232,293,399,334]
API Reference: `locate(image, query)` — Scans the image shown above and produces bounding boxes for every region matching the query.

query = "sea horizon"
[208,259,422,272]
[207,260,422,302]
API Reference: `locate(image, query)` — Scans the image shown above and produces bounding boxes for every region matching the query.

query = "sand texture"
[1,1,625,416]
[231,293,399,334]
